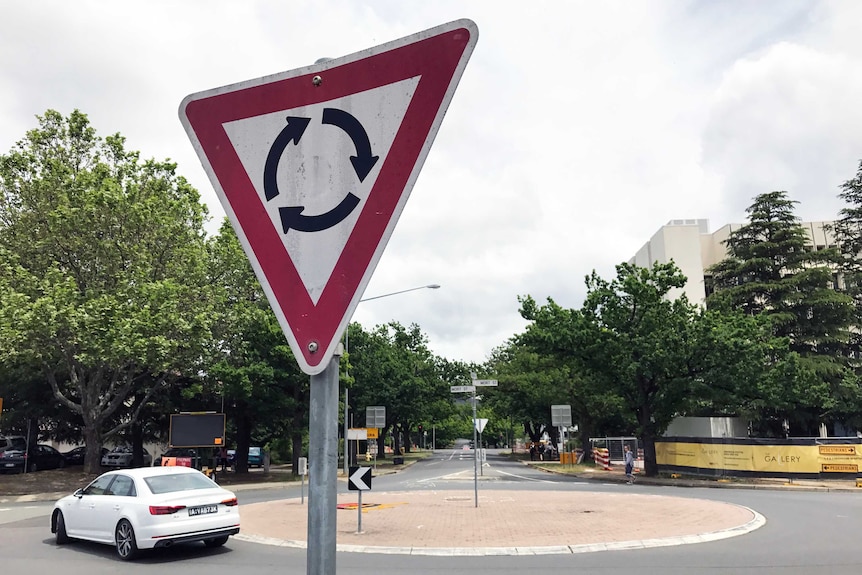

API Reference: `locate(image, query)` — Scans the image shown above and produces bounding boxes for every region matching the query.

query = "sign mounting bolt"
[308,341,319,353]
[312,75,322,87]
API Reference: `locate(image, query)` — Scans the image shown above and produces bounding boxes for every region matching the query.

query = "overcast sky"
[3,1,862,366]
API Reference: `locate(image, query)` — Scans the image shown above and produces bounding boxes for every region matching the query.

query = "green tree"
[206,220,308,474]
[707,191,855,435]
[824,160,862,430]
[505,307,627,458]
[348,322,444,457]
[521,262,772,475]
[0,110,212,472]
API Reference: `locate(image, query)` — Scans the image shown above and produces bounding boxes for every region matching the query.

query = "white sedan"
[51,466,240,560]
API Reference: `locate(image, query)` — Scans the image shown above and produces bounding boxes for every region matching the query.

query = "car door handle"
[113,505,121,511]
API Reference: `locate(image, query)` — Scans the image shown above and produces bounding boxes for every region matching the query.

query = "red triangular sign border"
[180,20,478,374]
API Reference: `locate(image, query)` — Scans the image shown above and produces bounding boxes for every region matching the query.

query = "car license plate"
[188,505,218,516]
[4,463,14,467]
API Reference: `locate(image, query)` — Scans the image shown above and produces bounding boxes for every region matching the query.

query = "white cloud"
[3,0,862,365]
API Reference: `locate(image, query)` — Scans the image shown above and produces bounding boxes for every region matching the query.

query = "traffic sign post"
[180,19,478,376]
[181,19,477,575]
[298,457,308,504]
[348,466,372,533]
[475,417,488,476]
[551,405,572,456]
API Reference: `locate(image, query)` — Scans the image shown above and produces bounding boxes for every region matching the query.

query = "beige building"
[629,219,838,305]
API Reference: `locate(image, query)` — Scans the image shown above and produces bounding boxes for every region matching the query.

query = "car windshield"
[249,447,261,455]
[144,472,216,494]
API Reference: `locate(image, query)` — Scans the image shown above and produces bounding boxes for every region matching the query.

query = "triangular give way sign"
[179,20,478,375]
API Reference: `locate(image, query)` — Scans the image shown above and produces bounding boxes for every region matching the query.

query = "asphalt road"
[1,448,861,574]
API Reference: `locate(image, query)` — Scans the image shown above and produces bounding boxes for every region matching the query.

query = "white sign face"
[450,385,476,393]
[473,379,498,387]
[222,79,418,305]
[475,418,488,433]
[179,20,478,375]
[347,428,368,440]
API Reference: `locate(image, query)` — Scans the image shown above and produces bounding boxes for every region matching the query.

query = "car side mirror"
[74,488,84,498]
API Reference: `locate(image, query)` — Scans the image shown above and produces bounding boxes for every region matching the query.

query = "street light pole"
[342,283,441,477]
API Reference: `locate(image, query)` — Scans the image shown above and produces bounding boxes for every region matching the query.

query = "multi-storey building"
[629,218,838,306]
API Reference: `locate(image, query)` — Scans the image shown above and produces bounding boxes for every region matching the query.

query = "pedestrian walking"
[624,445,636,484]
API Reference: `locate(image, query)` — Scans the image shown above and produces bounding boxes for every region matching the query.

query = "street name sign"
[348,466,372,491]
[450,385,476,393]
[473,379,498,386]
[179,20,478,375]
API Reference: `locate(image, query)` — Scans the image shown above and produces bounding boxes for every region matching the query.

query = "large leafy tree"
[509,304,628,457]
[521,262,772,475]
[0,110,212,472]
[348,321,444,456]
[707,191,855,435]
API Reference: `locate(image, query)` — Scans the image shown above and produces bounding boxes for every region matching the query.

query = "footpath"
[235,462,858,556]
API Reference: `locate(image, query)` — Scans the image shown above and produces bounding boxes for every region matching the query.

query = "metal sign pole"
[472,388,479,508]
[479,430,484,476]
[307,351,340,575]
[357,490,363,533]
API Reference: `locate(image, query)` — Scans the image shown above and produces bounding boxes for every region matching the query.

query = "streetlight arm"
[359,284,440,303]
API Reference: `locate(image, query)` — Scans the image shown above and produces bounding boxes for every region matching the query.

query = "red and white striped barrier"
[593,448,611,470]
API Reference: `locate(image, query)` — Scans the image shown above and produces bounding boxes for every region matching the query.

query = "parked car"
[62,446,109,466]
[248,446,264,467]
[1,444,66,473]
[153,448,200,467]
[101,446,152,468]
[0,435,26,455]
[51,466,240,560]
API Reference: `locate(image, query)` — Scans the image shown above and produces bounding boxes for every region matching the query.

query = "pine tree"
[707,191,854,436]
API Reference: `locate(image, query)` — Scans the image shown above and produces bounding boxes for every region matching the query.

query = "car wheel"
[55,511,69,544]
[204,535,229,548]
[57,459,65,469]
[115,519,138,560]
[28,462,38,473]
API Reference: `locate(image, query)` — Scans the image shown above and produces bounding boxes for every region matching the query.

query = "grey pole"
[472,388,479,508]
[308,348,341,575]
[343,329,349,477]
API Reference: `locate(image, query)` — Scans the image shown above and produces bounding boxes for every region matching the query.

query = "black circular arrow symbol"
[263,108,379,234]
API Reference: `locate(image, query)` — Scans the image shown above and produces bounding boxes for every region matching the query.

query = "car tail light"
[221,497,238,507]
[149,505,187,515]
